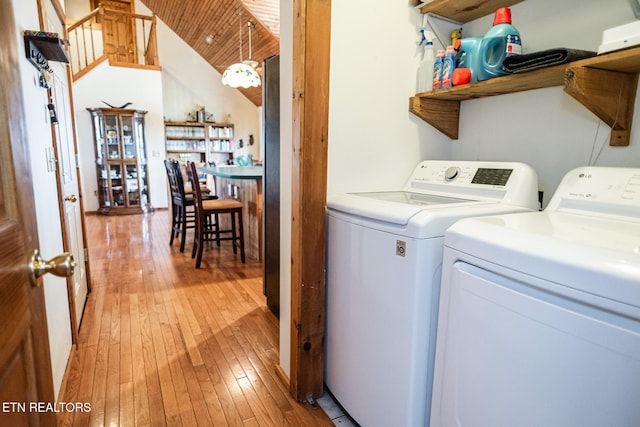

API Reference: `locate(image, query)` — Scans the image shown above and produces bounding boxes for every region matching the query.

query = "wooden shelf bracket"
[410,96,460,139]
[564,66,638,146]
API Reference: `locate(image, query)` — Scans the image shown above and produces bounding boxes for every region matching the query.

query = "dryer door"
[431,251,640,427]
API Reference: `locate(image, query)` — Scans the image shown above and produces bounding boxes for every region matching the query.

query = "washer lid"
[445,211,640,307]
[350,191,473,206]
[327,191,475,225]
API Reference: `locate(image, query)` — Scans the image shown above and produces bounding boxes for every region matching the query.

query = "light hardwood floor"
[57,210,333,427]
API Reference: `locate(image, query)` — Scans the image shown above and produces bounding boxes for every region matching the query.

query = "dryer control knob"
[445,167,460,181]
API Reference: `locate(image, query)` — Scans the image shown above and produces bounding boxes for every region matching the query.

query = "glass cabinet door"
[105,114,120,160]
[134,115,149,207]
[98,164,109,206]
[139,163,149,206]
[134,115,146,162]
[121,115,136,159]
[109,164,124,206]
[125,164,139,206]
[93,113,107,162]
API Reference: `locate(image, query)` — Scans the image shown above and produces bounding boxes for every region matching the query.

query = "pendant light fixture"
[221,12,261,88]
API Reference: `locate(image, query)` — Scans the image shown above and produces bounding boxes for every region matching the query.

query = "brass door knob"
[64,194,78,203]
[29,249,76,287]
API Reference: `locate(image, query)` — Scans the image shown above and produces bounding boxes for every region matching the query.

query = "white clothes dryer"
[431,166,640,427]
[325,160,539,427]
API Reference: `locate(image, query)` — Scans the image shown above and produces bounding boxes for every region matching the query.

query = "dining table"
[198,165,263,261]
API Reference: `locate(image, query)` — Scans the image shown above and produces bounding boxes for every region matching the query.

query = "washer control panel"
[411,162,514,186]
[471,168,513,186]
[403,160,538,210]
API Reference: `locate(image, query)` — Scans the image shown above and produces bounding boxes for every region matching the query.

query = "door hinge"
[84,247,89,262]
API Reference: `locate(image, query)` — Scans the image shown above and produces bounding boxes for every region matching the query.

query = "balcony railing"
[68,6,159,80]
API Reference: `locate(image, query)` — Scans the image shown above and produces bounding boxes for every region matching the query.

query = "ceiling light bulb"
[205,34,215,44]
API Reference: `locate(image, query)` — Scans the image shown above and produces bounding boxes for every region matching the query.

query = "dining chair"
[164,159,194,252]
[164,159,216,253]
[195,162,216,197]
[186,161,245,268]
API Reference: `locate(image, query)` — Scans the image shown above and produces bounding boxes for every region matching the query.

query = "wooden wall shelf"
[410,47,640,146]
[419,0,525,23]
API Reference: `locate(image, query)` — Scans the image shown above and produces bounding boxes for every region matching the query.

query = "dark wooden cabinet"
[88,107,153,215]
[262,55,280,317]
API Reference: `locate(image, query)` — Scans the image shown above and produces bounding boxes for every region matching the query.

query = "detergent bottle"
[441,46,456,89]
[454,37,482,82]
[433,49,445,90]
[478,7,521,80]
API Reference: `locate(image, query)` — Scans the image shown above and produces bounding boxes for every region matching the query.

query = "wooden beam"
[564,66,638,146]
[290,0,331,402]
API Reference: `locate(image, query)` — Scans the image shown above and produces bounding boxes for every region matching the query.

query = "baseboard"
[275,364,290,389]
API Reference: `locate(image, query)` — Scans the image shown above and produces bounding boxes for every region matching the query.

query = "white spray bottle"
[416,29,435,93]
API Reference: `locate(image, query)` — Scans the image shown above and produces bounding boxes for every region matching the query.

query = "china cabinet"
[88,107,153,215]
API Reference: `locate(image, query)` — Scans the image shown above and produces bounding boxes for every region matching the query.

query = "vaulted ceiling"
[140,0,280,107]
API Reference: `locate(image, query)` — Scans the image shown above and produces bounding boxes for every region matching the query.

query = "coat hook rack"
[23,30,70,73]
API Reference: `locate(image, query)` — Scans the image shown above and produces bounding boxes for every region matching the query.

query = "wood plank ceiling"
[141,0,280,107]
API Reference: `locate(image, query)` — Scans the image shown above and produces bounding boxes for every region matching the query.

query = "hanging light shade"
[222,16,261,88]
[222,62,261,88]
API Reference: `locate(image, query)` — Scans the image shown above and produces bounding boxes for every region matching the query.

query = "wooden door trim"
[289,0,331,401]
[63,46,93,298]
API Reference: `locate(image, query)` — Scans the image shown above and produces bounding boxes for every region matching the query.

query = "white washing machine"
[325,160,539,427]
[431,166,640,427]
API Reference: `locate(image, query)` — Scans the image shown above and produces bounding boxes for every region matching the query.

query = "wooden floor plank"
[129,293,152,426]
[104,343,121,426]
[57,211,333,427]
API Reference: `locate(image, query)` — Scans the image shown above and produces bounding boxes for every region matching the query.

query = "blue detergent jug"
[479,8,521,80]
[455,37,482,82]
[455,8,521,82]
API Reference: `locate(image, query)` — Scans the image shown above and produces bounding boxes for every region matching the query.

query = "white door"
[50,68,89,332]
[44,0,89,333]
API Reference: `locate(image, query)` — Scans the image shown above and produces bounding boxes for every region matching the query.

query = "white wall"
[451,0,640,204]
[12,0,72,400]
[278,0,293,380]
[73,61,166,212]
[327,1,451,195]
[66,0,90,19]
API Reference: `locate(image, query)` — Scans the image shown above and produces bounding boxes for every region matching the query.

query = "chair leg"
[237,209,245,263]
[191,236,198,259]
[215,213,221,246]
[179,205,188,253]
[169,202,178,246]
[194,214,205,268]
[231,212,238,255]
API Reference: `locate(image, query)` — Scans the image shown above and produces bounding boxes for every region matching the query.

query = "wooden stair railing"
[67,6,160,81]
